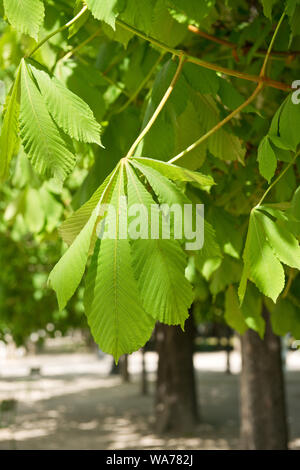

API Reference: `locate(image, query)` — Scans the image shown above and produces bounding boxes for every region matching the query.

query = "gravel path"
[0,351,299,450]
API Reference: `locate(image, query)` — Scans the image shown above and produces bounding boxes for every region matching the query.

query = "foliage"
[0,0,299,361]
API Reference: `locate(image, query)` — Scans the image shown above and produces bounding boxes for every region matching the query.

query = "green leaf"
[126,163,193,326]
[39,186,63,232]
[260,0,278,19]
[210,256,242,295]
[239,209,285,303]
[150,59,189,116]
[49,207,98,311]
[169,0,216,25]
[0,66,21,181]
[194,94,246,163]
[270,95,300,151]
[275,164,296,202]
[208,207,243,259]
[3,0,45,40]
[291,186,300,220]
[183,63,219,96]
[132,157,215,187]
[19,60,76,182]
[120,0,153,34]
[151,0,186,47]
[241,283,265,338]
[225,285,248,335]
[131,160,189,206]
[257,136,277,183]
[23,187,45,233]
[225,284,265,337]
[84,167,155,362]
[59,166,119,246]
[218,79,255,113]
[85,0,124,29]
[50,163,121,309]
[30,64,102,145]
[256,207,300,269]
[69,1,90,38]
[270,298,300,338]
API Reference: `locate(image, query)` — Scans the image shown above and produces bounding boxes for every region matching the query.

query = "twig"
[116,18,290,92]
[188,25,300,61]
[59,28,101,63]
[114,52,165,115]
[125,54,186,159]
[27,6,88,58]
[168,84,263,164]
[256,152,299,207]
[168,11,287,165]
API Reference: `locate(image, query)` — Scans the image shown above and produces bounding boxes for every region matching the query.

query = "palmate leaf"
[126,164,193,326]
[84,166,155,361]
[19,59,76,182]
[0,66,21,182]
[30,64,102,145]
[49,156,210,360]
[3,0,45,41]
[49,165,120,310]
[238,205,300,303]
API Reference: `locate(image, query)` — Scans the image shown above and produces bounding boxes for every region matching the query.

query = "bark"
[141,348,148,395]
[155,314,198,433]
[120,354,130,383]
[240,307,288,449]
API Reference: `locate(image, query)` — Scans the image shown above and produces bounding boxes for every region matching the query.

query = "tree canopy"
[0,0,299,361]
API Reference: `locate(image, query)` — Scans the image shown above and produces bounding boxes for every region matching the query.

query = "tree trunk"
[120,355,130,382]
[155,314,198,433]
[141,348,148,395]
[240,307,288,449]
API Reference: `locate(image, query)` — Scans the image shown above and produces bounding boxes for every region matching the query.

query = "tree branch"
[168,11,287,165]
[188,25,300,61]
[116,18,291,92]
[27,5,88,58]
[125,54,186,159]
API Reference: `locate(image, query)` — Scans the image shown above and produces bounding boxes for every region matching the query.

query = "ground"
[0,349,300,450]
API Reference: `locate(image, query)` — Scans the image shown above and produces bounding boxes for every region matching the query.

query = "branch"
[188,25,300,61]
[125,54,186,159]
[116,18,291,92]
[168,11,287,165]
[114,52,165,115]
[168,84,263,164]
[27,5,88,58]
[256,152,299,207]
[58,28,101,64]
